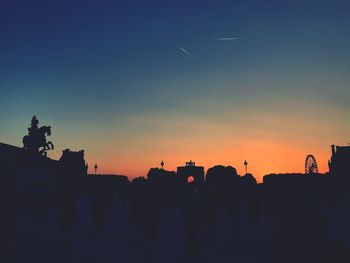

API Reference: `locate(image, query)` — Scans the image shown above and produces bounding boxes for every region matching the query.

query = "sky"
[1,0,350,182]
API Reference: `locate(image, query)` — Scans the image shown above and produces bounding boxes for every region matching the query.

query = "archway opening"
[187,176,194,184]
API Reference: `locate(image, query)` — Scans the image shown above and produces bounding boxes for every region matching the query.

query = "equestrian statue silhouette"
[23,116,54,156]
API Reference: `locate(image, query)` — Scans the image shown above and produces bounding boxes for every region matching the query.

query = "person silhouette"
[28,116,39,136]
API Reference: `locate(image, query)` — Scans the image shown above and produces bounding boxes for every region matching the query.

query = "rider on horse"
[23,116,54,156]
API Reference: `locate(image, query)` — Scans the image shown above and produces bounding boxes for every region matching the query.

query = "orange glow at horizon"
[4,88,348,184]
[73,103,346,183]
[83,138,332,183]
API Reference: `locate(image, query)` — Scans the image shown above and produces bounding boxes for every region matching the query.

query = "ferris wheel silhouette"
[305,155,318,174]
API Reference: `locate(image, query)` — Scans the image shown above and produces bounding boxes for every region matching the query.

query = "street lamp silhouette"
[94,164,98,175]
[244,160,248,174]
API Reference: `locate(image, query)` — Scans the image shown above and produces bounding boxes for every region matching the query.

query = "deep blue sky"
[1,0,350,179]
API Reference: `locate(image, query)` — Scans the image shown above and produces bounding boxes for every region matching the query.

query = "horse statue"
[23,118,54,156]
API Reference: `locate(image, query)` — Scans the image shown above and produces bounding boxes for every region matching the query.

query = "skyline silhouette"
[0,115,343,182]
[0,115,347,184]
[0,117,350,262]
[1,1,350,262]
[1,115,346,182]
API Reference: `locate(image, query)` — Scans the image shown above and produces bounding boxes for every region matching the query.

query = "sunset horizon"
[1,115,346,182]
[2,1,349,183]
[1,1,350,262]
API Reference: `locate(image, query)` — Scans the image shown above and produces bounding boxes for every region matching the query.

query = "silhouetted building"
[177,160,204,187]
[329,144,350,180]
[59,149,88,177]
[0,142,87,194]
[0,142,60,194]
[263,173,306,187]
[82,174,129,194]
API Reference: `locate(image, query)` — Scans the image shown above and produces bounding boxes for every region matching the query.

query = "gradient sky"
[1,0,350,182]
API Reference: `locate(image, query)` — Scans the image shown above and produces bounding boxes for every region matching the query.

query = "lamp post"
[94,164,98,175]
[244,160,248,175]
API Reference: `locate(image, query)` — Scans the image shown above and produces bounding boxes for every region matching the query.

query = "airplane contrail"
[179,46,191,56]
[214,37,237,41]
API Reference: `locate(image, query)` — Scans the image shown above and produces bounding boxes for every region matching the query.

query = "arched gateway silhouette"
[177,160,204,186]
